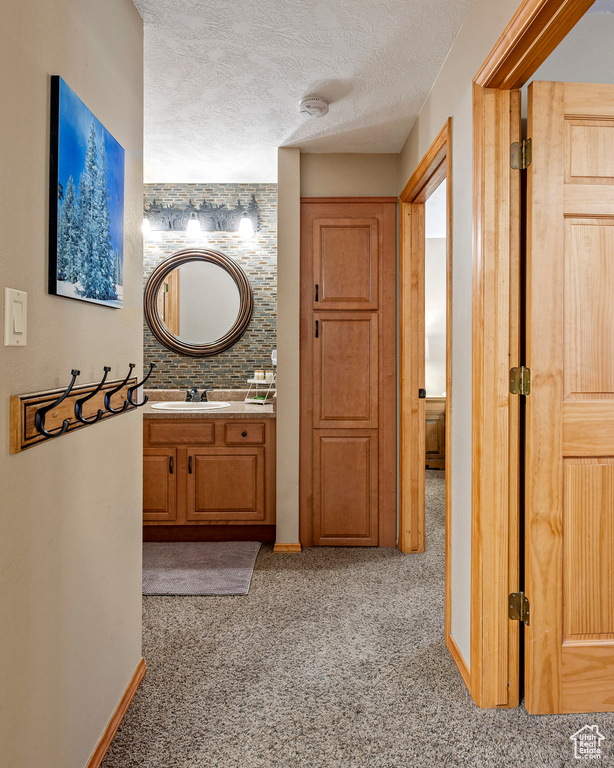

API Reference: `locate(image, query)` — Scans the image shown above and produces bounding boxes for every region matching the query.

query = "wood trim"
[474,0,595,90]
[398,200,425,553]
[300,197,398,204]
[399,120,456,683]
[399,120,451,555]
[400,122,448,203]
[86,657,146,768]
[443,120,454,659]
[446,633,471,692]
[273,543,302,553]
[470,85,522,709]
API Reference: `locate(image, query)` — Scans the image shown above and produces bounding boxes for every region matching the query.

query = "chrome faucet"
[185,388,199,402]
[200,389,208,402]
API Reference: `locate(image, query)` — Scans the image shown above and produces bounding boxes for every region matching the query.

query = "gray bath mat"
[142,541,261,595]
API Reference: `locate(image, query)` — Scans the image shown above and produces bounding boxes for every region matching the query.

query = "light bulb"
[239,215,254,238]
[142,217,151,238]
[186,212,201,238]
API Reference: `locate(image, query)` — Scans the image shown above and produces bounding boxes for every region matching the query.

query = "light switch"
[4,288,27,346]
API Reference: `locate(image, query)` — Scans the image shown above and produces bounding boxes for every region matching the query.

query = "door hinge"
[510,366,531,395]
[509,592,530,626]
[511,138,532,170]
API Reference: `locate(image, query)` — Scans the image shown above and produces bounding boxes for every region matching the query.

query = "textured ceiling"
[133,0,473,182]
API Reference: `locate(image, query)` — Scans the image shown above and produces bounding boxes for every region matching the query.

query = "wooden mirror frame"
[144,248,254,357]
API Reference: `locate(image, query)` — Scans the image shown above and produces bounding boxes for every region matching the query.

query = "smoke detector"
[299,96,329,118]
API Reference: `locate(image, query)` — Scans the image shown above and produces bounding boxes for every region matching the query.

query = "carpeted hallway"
[103,472,614,767]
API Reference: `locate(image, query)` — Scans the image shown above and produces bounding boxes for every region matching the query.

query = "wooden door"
[186,447,265,522]
[525,81,614,713]
[300,199,396,548]
[143,448,177,521]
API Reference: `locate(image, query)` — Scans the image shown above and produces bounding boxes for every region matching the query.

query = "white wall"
[425,238,447,396]
[0,2,143,766]
[399,0,522,668]
[276,148,301,545]
[528,11,614,91]
[300,153,400,197]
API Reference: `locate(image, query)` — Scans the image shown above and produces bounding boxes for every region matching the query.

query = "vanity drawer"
[145,420,215,446]
[224,422,265,445]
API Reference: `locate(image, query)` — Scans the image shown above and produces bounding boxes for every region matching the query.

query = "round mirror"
[144,248,253,357]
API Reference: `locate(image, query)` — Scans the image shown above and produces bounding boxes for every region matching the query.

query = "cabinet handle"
[169,456,173,474]
[188,455,192,474]
[315,284,319,302]
[242,431,247,437]
[315,320,319,338]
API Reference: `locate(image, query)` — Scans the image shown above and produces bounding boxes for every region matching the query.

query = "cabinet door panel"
[187,448,265,521]
[313,431,378,545]
[314,313,378,428]
[313,218,379,310]
[143,448,177,521]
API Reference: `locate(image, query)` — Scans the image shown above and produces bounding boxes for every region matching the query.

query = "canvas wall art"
[49,76,124,308]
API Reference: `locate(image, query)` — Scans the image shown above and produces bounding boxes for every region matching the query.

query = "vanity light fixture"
[238,214,254,239]
[186,211,201,238]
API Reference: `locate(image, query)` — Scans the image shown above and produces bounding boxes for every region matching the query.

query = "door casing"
[471,0,598,709]
[399,120,461,683]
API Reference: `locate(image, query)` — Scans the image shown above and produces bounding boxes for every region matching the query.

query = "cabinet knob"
[242,431,247,437]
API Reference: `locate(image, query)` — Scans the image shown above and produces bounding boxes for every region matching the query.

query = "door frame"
[399,120,460,679]
[471,0,597,709]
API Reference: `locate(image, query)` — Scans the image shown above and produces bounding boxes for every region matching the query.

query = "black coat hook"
[104,363,135,414]
[74,366,111,425]
[128,363,156,407]
[35,369,80,438]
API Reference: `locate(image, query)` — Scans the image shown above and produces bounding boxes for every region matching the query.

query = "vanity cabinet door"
[186,447,266,522]
[143,448,177,521]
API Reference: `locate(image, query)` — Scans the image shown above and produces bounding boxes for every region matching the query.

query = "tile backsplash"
[143,183,277,389]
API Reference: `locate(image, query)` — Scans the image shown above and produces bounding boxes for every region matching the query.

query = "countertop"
[142,389,275,419]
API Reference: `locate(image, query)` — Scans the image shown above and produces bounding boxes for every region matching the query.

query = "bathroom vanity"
[142,395,276,541]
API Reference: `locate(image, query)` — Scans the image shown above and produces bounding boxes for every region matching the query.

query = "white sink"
[150,401,231,411]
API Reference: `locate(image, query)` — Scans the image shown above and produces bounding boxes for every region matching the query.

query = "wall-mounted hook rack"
[9,364,148,454]
[127,362,156,407]
[34,369,80,438]
[104,363,135,414]
[74,366,111,424]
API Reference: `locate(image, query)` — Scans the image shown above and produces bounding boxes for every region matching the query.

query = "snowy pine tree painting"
[50,77,124,308]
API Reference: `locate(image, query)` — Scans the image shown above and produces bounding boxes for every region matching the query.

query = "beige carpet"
[103,472,614,767]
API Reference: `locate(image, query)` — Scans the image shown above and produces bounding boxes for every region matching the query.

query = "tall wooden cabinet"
[300,198,397,547]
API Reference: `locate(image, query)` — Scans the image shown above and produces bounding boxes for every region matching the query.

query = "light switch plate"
[4,288,27,346]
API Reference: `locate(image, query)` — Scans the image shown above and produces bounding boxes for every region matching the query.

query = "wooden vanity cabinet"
[143,418,275,529]
[425,398,445,469]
